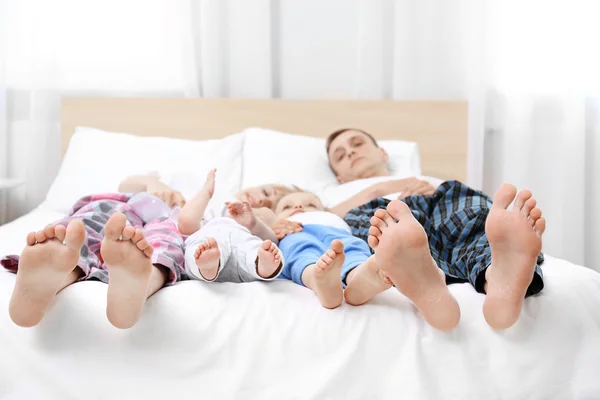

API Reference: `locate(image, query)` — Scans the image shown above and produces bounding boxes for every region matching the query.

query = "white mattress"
[1,207,600,400]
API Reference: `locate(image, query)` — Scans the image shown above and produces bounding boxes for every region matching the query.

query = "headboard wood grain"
[61,98,467,181]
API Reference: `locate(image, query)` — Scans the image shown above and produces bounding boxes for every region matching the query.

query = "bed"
[1,98,599,400]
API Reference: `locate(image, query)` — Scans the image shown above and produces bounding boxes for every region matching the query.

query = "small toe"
[530,207,542,222]
[136,238,150,251]
[368,235,379,248]
[369,225,382,237]
[131,229,145,244]
[35,230,47,243]
[122,226,135,241]
[44,225,55,239]
[26,232,36,245]
[522,198,537,216]
[513,189,532,211]
[535,217,546,236]
[54,225,67,242]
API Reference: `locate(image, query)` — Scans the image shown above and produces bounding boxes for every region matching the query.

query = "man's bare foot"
[9,221,86,327]
[302,240,345,309]
[101,213,154,329]
[256,240,282,278]
[483,184,546,329]
[344,256,392,306]
[370,201,460,331]
[195,238,221,281]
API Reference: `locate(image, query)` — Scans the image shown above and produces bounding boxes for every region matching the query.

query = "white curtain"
[1,0,599,270]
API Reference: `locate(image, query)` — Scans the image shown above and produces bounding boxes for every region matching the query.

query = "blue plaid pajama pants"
[343,180,544,296]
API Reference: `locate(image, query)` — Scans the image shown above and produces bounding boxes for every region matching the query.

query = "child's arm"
[118,173,159,193]
[119,173,186,207]
[227,201,279,244]
[178,169,216,236]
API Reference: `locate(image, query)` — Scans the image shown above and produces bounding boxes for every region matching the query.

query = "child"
[2,192,186,329]
[227,190,394,309]
[178,170,286,284]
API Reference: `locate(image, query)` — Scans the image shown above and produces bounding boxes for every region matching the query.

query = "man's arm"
[330,177,435,217]
[178,169,216,236]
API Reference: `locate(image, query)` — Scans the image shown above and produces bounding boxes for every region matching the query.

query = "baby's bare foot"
[195,238,221,281]
[256,240,282,279]
[308,240,345,309]
[101,213,154,329]
[484,184,546,329]
[9,221,85,327]
[344,256,392,306]
[371,201,460,331]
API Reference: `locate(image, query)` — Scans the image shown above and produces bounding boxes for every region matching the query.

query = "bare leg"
[147,264,169,298]
[9,220,86,327]
[370,201,461,331]
[483,184,546,329]
[344,256,392,306]
[101,213,158,329]
[301,240,345,309]
[256,239,282,278]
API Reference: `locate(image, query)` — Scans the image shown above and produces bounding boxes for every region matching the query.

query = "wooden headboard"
[61,98,468,181]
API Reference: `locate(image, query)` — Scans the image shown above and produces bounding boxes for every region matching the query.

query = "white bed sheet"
[1,206,600,400]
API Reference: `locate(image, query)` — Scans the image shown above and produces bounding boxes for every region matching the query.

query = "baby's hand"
[272,219,303,240]
[204,169,216,198]
[226,201,256,229]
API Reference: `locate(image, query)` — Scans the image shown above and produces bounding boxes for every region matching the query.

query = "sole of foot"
[370,200,460,331]
[101,213,154,329]
[9,221,85,327]
[483,184,545,330]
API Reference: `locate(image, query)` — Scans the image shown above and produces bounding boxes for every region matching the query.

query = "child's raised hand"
[203,168,216,197]
[226,201,256,229]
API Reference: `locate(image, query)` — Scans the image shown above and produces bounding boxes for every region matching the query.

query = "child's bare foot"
[256,240,282,278]
[483,184,546,329]
[9,221,86,327]
[303,240,345,309]
[344,256,392,306]
[101,213,154,329]
[371,201,460,331]
[194,238,221,281]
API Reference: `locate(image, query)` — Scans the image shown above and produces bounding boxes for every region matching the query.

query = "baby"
[231,190,393,308]
[178,170,290,284]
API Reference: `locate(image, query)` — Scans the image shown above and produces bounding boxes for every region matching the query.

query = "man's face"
[327,130,389,183]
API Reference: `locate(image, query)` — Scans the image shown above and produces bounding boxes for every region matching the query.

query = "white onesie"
[184,215,284,284]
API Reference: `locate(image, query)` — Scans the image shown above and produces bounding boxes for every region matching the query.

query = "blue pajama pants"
[278,225,371,287]
[344,180,545,296]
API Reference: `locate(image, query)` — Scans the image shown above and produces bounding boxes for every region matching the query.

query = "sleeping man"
[276,128,547,331]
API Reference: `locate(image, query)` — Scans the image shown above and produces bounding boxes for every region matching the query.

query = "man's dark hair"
[325,128,379,154]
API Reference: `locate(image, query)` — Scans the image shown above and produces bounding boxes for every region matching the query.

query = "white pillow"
[240,127,421,194]
[45,127,243,213]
